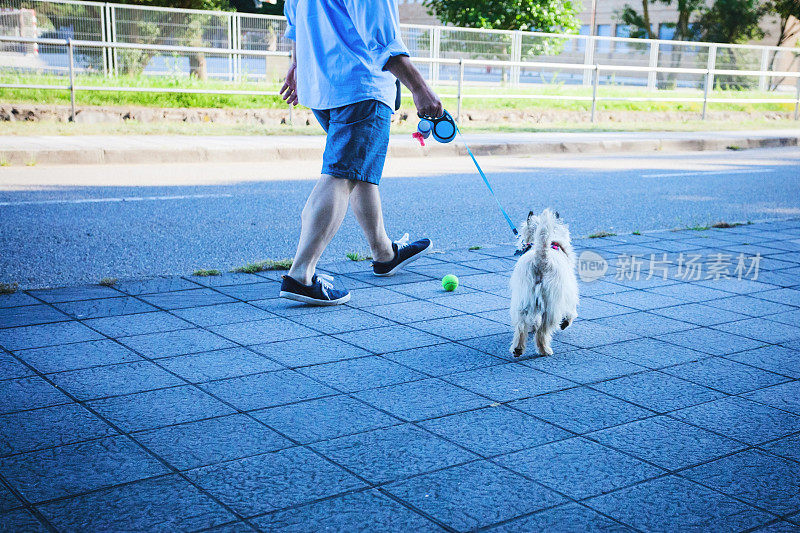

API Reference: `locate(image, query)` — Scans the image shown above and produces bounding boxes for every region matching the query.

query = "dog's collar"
[515,242,533,256]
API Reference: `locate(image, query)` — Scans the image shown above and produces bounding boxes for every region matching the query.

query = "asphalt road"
[1,146,799,288]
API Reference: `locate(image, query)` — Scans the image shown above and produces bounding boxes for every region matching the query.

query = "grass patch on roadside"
[588,231,617,239]
[193,269,221,277]
[0,282,18,294]
[98,277,117,286]
[233,259,292,273]
[688,224,711,231]
[469,245,483,250]
[345,252,372,262]
[632,230,642,235]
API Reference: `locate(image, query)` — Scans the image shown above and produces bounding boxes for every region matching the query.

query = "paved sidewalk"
[1,129,799,165]
[1,220,800,531]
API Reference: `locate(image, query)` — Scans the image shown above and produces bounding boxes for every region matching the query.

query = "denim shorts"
[312,99,392,186]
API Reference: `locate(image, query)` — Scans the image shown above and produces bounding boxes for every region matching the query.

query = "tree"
[616,0,704,42]
[766,0,800,88]
[695,0,767,43]
[422,0,581,33]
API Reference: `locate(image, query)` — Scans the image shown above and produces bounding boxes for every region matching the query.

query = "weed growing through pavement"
[99,277,117,286]
[25,160,36,167]
[469,245,483,250]
[193,269,221,276]
[0,282,18,294]
[588,231,617,239]
[346,252,372,261]
[233,259,292,273]
[632,230,641,235]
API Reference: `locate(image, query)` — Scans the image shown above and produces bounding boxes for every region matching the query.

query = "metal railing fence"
[2,35,799,124]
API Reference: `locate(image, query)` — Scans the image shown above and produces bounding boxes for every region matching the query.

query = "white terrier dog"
[509,209,579,357]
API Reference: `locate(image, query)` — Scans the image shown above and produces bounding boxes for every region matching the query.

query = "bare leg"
[349,181,394,262]
[287,175,355,285]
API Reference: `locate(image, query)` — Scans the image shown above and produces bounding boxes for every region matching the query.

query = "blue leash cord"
[455,125,518,236]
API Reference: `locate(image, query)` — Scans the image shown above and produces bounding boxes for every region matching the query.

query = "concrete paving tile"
[186,272,265,288]
[713,317,800,345]
[252,395,400,444]
[185,447,365,516]
[158,347,282,383]
[386,460,565,531]
[0,403,115,457]
[88,385,235,432]
[354,378,489,422]
[556,320,640,349]
[0,435,168,503]
[588,416,745,470]
[578,279,629,297]
[12,339,141,374]
[672,396,800,445]
[252,490,437,532]
[488,502,634,532]
[585,475,772,532]
[420,405,570,457]
[291,308,395,335]
[591,371,724,413]
[760,434,800,463]
[215,283,279,301]
[0,376,72,414]
[755,288,800,307]
[48,361,183,400]
[523,348,647,384]
[381,342,503,377]
[140,288,236,310]
[685,449,800,515]
[0,321,103,351]
[648,283,734,303]
[250,335,370,367]
[497,437,663,500]
[53,297,157,320]
[209,318,317,346]
[119,328,235,358]
[114,277,202,295]
[702,295,795,317]
[445,363,574,402]
[592,338,708,369]
[574,297,638,320]
[657,327,764,356]
[338,286,416,307]
[0,292,40,308]
[38,475,236,532]
[597,289,686,311]
[312,424,476,484]
[386,279,475,299]
[0,484,21,512]
[752,521,800,532]
[407,262,487,279]
[460,332,578,362]
[767,309,800,326]
[27,285,121,303]
[0,352,33,380]
[0,509,49,532]
[594,312,695,337]
[334,325,444,354]
[201,370,337,411]
[0,304,69,329]
[663,357,789,394]
[135,414,290,470]
[412,315,509,341]
[365,300,463,324]
[430,291,509,314]
[171,302,276,327]
[745,380,800,415]
[511,386,653,434]
[649,302,751,326]
[84,311,193,338]
[298,356,425,393]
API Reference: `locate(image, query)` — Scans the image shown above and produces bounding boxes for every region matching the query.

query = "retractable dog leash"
[415,110,519,237]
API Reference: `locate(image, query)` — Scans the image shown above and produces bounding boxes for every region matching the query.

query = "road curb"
[2,133,798,166]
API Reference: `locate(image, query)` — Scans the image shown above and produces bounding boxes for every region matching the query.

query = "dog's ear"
[527,210,534,220]
[554,211,560,219]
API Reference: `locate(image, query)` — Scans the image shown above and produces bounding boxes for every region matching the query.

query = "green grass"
[345,252,372,262]
[588,231,617,239]
[98,277,117,286]
[233,259,292,273]
[193,269,221,277]
[0,282,18,295]
[468,245,483,250]
[1,72,795,114]
[688,224,712,231]
[632,230,641,235]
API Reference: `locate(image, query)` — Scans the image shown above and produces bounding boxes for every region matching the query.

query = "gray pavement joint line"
[0,470,60,532]
[642,168,776,178]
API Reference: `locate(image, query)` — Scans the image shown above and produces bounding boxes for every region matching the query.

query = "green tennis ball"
[442,274,459,291]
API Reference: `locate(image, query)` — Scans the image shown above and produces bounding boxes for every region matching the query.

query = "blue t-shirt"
[284,0,409,111]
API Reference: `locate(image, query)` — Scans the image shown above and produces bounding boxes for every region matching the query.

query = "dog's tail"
[535,208,557,264]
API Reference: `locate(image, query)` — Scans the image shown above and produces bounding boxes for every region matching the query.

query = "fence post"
[647,41,659,91]
[431,26,441,85]
[591,64,599,123]
[583,36,595,86]
[109,3,117,76]
[67,39,76,122]
[228,14,234,81]
[457,58,464,123]
[702,44,716,120]
[758,48,769,92]
[99,4,108,75]
[511,31,522,86]
[288,104,293,126]
[795,76,799,121]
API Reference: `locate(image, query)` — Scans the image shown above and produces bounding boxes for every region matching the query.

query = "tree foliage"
[695,0,768,43]
[422,0,582,33]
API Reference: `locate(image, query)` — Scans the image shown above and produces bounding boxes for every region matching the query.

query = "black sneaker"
[372,233,432,277]
[279,274,350,306]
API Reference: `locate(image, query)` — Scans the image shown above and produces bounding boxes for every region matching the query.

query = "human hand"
[412,85,443,118]
[280,62,299,106]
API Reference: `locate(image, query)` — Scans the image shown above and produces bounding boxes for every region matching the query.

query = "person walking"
[278,0,443,305]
